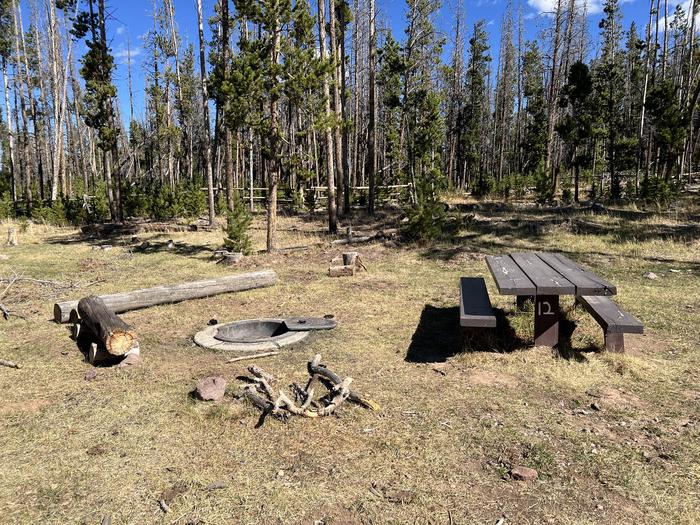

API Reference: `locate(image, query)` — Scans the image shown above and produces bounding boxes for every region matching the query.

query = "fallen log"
[77,296,138,356]
[53,270,278,323]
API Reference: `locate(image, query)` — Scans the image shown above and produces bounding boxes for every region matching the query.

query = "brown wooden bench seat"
[577,295,643,352]
[460,277,497,328]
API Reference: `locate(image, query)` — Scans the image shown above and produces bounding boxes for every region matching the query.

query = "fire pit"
[194,317,335,352]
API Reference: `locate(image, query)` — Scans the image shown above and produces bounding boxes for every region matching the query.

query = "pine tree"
[594,0,625,199]
[521,41,548,177]
[462,20,491,194]
[75,0,120,220]
[557,60,594,201]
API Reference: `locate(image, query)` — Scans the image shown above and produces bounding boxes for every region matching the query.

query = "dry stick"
[0,358,21,369]
[225,351,279,363]
[245,360,356,418]
[307,354,380,411]
[0,302,26,320]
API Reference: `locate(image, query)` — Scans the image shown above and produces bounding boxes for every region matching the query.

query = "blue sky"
[45,0,696,120]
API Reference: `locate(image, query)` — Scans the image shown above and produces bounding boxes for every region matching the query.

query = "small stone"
[205,480,227,490]
[510,466,538,481]
[193,376,227,402]
[276,470,285,478]
[669,269,681,273]
[0,254,8,260]
[590,402,601,411]
[85,370,98,381]
[643,272,658,280]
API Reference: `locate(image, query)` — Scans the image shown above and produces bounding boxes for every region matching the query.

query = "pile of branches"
[240,354,379,422]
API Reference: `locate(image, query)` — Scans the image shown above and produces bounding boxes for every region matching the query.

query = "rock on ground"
[644,272,658,280]
[510,466,538,481]
[193,376,227,402]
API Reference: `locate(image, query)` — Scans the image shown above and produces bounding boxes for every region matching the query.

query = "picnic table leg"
[604,332,625,352]
[516,295,533,310]
[534,295,559,347]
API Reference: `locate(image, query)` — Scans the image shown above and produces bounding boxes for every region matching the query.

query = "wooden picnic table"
[485,252,617,347]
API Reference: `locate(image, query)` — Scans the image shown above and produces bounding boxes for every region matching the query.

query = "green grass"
[0,203,698,524]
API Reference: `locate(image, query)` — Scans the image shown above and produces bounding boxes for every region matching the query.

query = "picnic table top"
[485,251,617,296]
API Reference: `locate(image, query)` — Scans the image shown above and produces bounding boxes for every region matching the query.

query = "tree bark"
[77,296,138,356]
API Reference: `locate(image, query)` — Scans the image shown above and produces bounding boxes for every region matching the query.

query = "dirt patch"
[0,399,51,415]
[587,387,645,408]
[466,369,519,388]
[308,504,363,525]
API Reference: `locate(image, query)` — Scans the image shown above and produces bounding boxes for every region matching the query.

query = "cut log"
[342,251,358,266]
[78,296,138,356]
[54,270,278,323]
[328,265,354,277]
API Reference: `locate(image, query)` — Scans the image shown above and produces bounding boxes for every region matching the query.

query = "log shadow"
[74,329,123,367]
[130,240,210,257]
[405,305,527,363]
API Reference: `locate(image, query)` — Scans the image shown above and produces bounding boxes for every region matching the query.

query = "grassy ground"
[0,201,698,525]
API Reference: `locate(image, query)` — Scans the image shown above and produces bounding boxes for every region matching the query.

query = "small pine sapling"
[223,199,253,255]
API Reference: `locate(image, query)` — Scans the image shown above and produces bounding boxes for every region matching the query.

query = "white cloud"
[113,46,141,64]
[527,0,604,17]
[116,25,126,35]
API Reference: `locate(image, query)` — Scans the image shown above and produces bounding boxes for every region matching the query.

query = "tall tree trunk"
[1,58,16,202]
[266,14,282,251]
[196,0,216,226]
[367,0,377,215]
[339,4,350,214]
[329,0,344,216]
[319,0,338,233]
[545,0,564,178]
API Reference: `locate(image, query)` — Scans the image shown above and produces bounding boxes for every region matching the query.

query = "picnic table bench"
[483,252,642,351]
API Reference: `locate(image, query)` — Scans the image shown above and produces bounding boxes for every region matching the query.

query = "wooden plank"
[578,296,644,334]
[510,252,575,295]
[537,252,617,295]
[485,255,536,295]
[460,277,497,328]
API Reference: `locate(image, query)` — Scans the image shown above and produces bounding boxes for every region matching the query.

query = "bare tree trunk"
[545,0,564,177]
[635,0,654,194]
[266,15,282,251]
[329,0,344,216]
[339,5,350,214]
[367,0,377,215]
[196,0,216,226]
[1,58,16,202]
[319,0,338,233]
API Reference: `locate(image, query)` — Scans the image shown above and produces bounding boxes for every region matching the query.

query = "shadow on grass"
[405,304,528,363]
[130,240,211,257]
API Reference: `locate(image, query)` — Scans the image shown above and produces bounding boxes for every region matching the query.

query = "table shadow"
[405,304,527,363]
